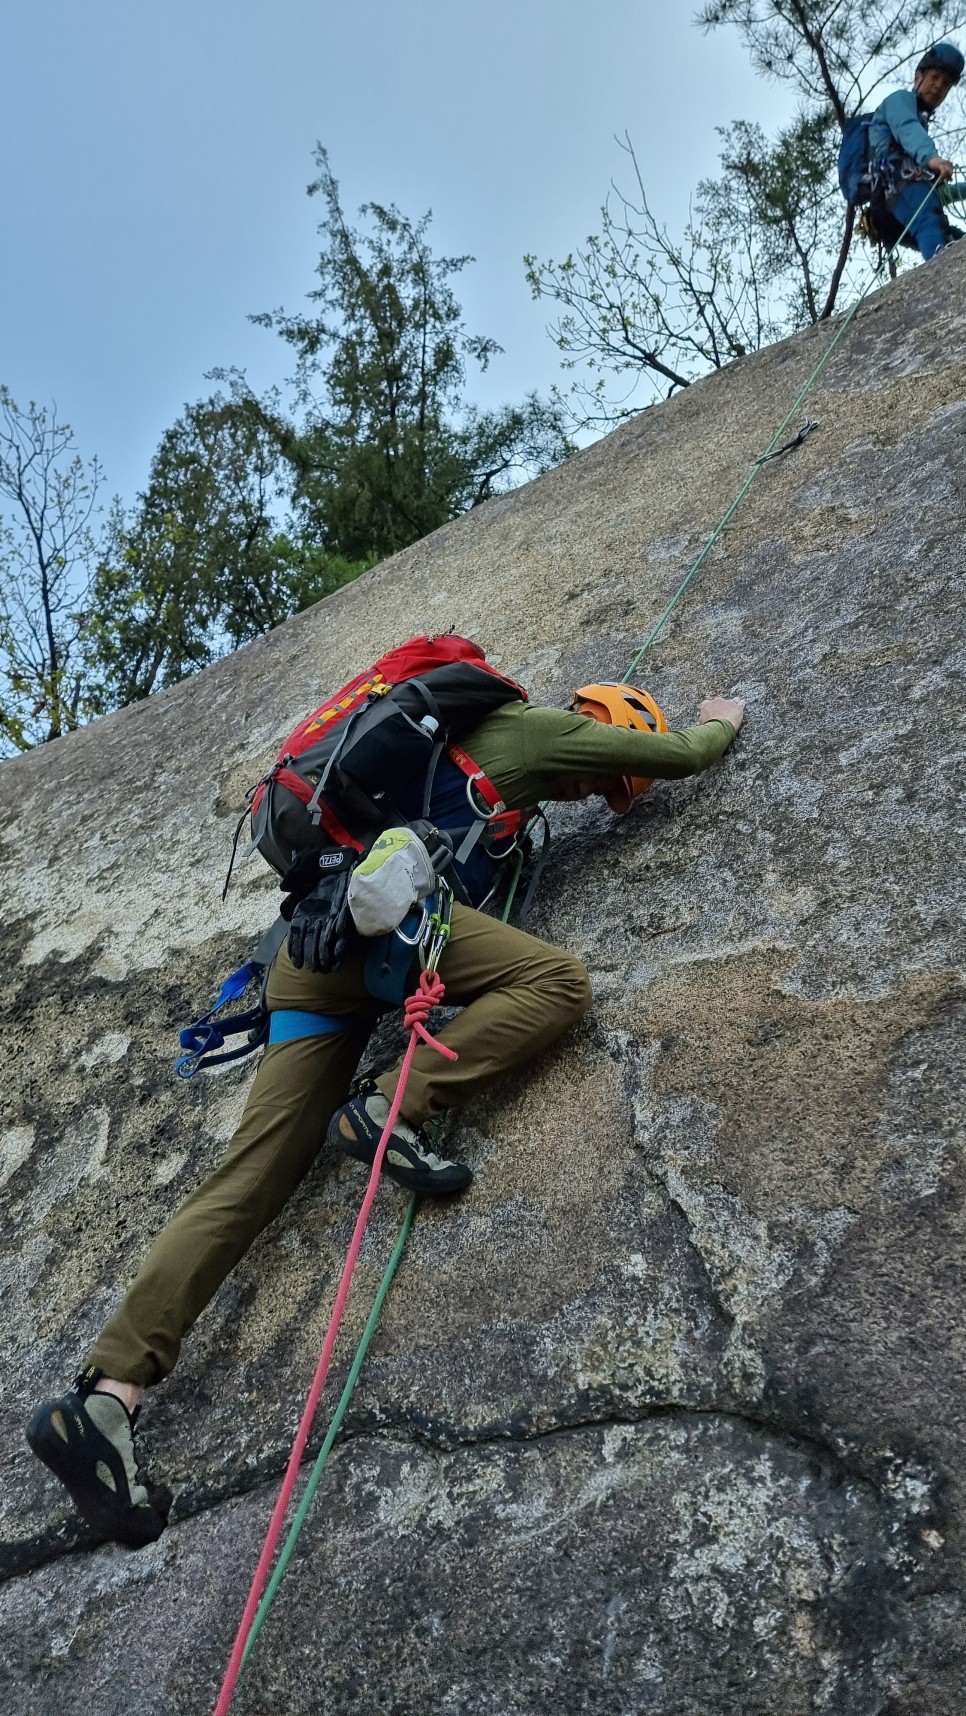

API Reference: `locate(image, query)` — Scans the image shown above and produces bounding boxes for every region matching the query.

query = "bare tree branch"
[0,389,104,751]
[531,2,966,426]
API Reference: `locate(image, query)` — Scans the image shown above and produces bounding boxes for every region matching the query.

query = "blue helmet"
[917,41,964,84]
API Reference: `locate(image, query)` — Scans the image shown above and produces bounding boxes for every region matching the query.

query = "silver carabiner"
[393,901,432,947]
[464,770,506,823]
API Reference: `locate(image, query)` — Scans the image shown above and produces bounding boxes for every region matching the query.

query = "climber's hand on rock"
[929,156,954,179]
[699,696,746,731]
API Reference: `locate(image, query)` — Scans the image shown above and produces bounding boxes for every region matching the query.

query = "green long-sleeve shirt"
[462,702,736,811]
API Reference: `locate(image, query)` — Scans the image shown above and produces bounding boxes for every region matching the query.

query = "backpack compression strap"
[268,765,365,852]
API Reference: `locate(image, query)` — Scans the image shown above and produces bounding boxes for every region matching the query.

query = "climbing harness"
[212,889,456,1716]
[179,885,451,1076]
[266,1009,351,1046]
[175,963,269,1078]
[176,918,289,1078]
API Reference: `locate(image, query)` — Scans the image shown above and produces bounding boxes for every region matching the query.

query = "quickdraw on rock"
[754,417,820,465]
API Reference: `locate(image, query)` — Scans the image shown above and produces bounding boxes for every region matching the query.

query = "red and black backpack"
[184,637,533,1077]
[243,633,527,884]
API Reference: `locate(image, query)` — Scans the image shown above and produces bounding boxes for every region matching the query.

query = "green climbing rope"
[238,1194,418,1676]
[498,181,950,921]
[620,174,948,680]
[500,846,526,923]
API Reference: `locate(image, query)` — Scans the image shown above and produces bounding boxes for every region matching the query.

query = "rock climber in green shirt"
[27,679,744,1550]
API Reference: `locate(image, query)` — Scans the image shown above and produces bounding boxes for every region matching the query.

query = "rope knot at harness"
[403,969,458,1060]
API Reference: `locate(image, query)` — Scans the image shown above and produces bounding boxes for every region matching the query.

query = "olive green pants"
[87,906,591,1386]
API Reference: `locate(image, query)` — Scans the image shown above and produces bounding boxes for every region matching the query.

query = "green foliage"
[526,133,787,426]
[696,1,963,122]
[0,389,103,753]
[529,0,966,426]
[256,147,573,560]
[698,109,841,327]
[6,150,572,748]
[85,383,370,711]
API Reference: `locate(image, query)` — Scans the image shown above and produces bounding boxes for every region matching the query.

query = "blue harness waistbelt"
[268,1009,352,1045]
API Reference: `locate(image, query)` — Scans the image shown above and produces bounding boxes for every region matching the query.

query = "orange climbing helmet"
[571,682,668,814]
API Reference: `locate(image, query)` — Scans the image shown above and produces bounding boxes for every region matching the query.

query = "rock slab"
[2,246,966,1713]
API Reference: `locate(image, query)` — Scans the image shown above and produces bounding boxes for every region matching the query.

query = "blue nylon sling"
[268,1009,353,1045]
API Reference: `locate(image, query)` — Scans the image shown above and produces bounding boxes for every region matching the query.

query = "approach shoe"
[26,1367,169,1549]
[328,1080,472,1197]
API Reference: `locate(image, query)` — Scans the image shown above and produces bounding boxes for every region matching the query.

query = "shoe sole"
[26,1405,167,1549]
[328,1118,472,1198]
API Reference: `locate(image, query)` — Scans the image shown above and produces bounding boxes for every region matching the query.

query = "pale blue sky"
[1,2,802,509]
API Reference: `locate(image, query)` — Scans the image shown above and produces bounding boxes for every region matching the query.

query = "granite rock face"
[2,245,966,1714]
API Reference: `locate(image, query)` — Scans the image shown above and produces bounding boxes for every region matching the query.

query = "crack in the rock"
[375,1398,884,1499]
[643,1177,739,1331]
[4,1394,917,1586]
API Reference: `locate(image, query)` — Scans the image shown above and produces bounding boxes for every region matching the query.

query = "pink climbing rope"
[212,967,457,1716]
[402,968,452,1042]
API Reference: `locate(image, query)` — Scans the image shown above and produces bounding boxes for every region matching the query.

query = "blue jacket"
[869,89,938,174]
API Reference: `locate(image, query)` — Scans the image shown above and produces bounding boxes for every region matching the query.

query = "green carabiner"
[423,879,454,974]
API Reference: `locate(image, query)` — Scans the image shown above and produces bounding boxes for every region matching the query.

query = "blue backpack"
[837,112,913,249]
[838,113,874,204]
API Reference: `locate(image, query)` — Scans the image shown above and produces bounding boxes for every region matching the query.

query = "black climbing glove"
[284,849,357,973]
[280,849,333,919]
